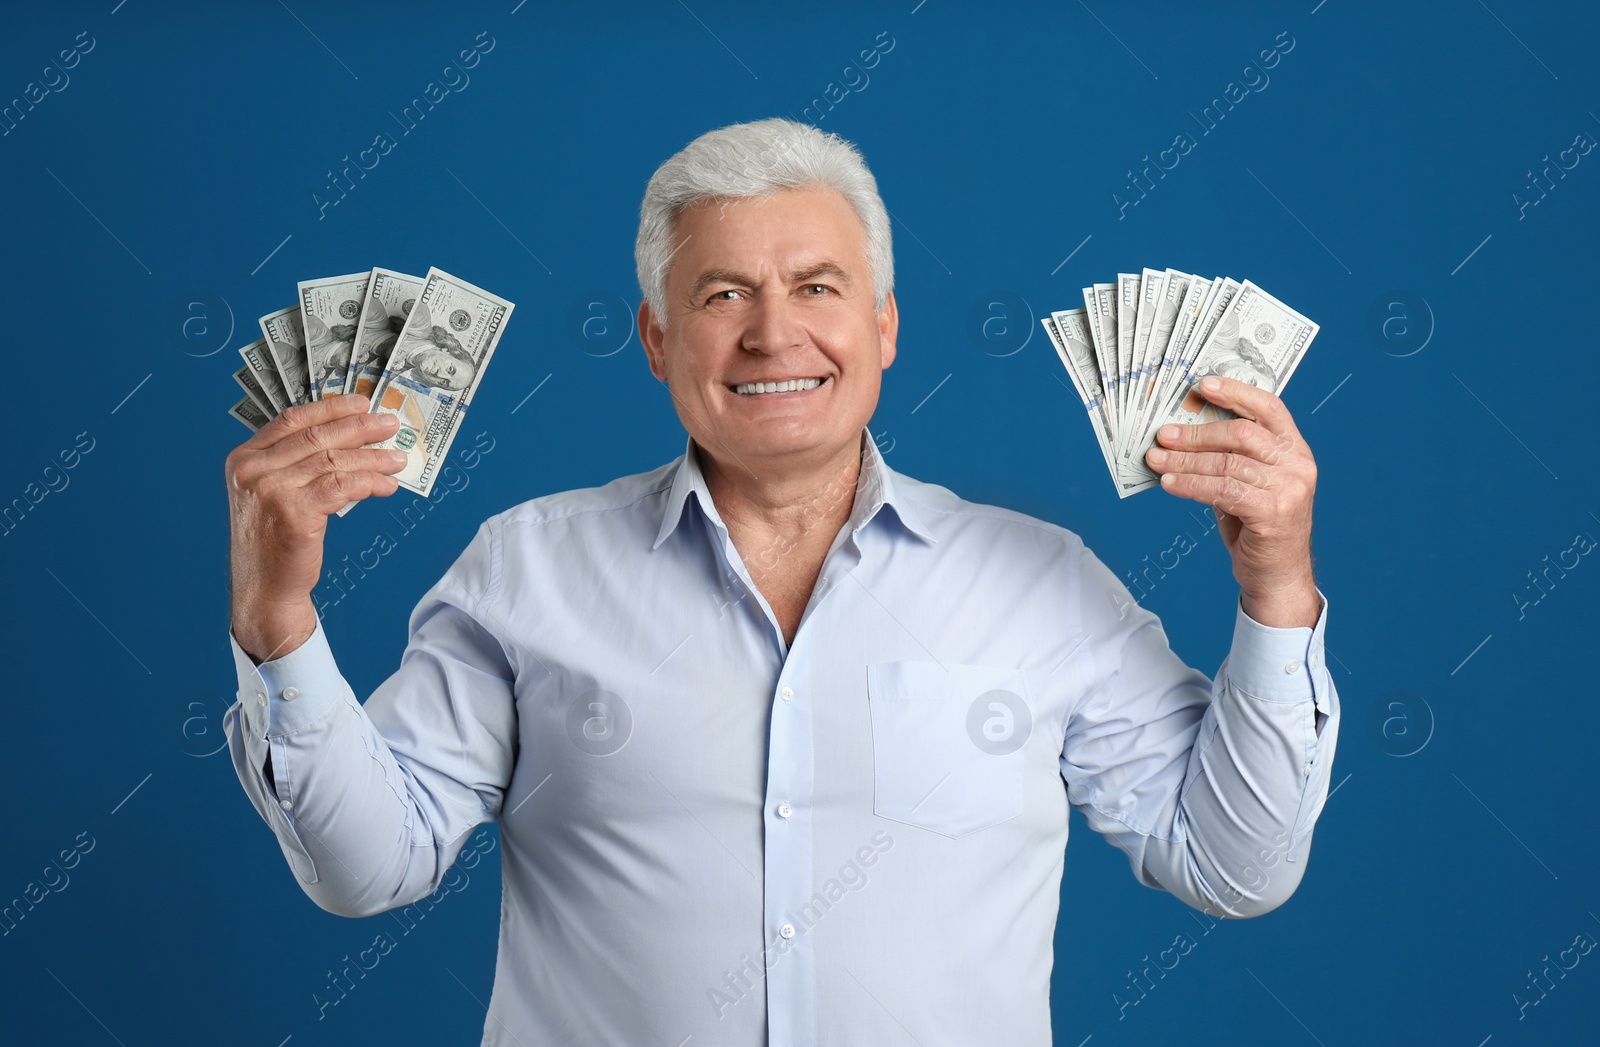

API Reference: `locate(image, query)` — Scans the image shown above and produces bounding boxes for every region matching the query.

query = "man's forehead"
[668,189,867,286]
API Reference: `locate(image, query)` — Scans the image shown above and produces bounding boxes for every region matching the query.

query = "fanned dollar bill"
[1136,278,1242,449]
[345,268,423,398]
[299,272,371,401]
[1139,274,1211,443]
[232,363,278,419]
[259,306,311,407]
[364,267,514,496]
[1124,268,1165,442]
[238,338,289,414]
[1158,280,1319,430]
[228,264,513,516]
[230,395,270,432]
[1043,310,1116,475]
[1047,271,1318,498]
[1114,274,1139,430]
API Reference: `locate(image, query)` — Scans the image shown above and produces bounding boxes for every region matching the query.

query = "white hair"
[634,118,894,326]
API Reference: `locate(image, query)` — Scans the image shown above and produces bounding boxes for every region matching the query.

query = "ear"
[876,291,899,371]
[638,300,668,382]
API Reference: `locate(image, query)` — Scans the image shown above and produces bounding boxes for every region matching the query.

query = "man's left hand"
[1144,375,1321,629]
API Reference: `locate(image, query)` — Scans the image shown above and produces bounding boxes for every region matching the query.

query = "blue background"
[2,1,1596,1043]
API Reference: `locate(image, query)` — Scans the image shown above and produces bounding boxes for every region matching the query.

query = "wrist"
[230,593,318,665]
[1239,570,1320,629]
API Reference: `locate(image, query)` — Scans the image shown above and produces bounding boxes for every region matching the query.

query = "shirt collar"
[652,426,939,551]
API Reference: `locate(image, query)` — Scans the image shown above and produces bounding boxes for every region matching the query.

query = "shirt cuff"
[229,618,349,738]
[1220,587,1330,707]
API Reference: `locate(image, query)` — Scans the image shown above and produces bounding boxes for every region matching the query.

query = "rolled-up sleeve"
[221,517,518,918]
[1059,544,1341,918]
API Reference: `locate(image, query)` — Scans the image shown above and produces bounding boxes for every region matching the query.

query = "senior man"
[223,118,1339,1046]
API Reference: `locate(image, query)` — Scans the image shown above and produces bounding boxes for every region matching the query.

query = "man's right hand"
[226,394,406,664]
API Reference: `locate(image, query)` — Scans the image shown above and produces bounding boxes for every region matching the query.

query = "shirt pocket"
[866,661,1032,839]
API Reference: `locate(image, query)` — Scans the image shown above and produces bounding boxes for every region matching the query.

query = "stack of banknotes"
[1040,270,1318,498]
[229,267,515,500]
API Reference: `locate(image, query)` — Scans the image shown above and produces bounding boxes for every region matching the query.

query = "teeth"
[734,377,824,395]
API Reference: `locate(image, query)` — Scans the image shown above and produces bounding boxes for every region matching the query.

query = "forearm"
[1143,593,1340,917]
[222,621,464,918]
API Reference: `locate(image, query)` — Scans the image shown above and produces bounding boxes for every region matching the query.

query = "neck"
[699,432,867,545]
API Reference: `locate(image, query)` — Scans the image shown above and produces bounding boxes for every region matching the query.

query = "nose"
[741,290,806,355]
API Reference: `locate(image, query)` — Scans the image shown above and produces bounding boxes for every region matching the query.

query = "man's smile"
[728,375,831,396]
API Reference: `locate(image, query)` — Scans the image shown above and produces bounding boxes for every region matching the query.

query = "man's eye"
[708,289,741,302]
[801,284,833,296]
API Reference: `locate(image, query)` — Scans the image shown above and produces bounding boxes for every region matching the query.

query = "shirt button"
[780,687,794,702]
[256,691,267,707]
[779,923,796,940]
[1303,762,1314,776]
[1284,660,1301,674]
[281,686,300,701]
[777,802,793,818]
[279,799,292,811]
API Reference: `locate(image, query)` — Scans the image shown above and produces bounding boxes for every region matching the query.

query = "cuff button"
[1284,660,1301,674]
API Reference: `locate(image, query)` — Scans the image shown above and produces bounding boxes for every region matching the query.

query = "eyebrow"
[688,261,854,299]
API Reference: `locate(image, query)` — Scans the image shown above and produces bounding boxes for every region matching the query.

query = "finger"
[1191,375,1302,441]
[1158,470,1267,519]
[1146,447,1270,487]
[255,408,401,472]
[1157,417,1287,464]
[279,447,409,491]
[300,467,402,514]
[244,394,372,451]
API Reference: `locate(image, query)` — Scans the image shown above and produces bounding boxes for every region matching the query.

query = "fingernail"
[1202,376,1221,391]
[1161,473,1176,486]
[1148,448,1168,464]
[389,450,408,466]
[1160,425,1180,442]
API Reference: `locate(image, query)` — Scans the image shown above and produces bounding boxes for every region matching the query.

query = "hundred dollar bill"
[232,363,278,419]
[1044,311,1117,476]
[1150,279,1319,435]
[259,306,311,406]
[229,395,270,432]
[237,337,289,413]
[1121,268,1190,479]
[1080,287,1112,415]
[1090,282,1118,435]
[1114,273,1140,429]
[1122,267,1167,452]
[1044,310,1116,475]
[345,268,423,398]
[365,267,514,496]
[1139,274,1211,444]
[1141,277,1241,441]
[299,272,371,400]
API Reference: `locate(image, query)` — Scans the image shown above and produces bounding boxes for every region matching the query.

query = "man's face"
[639,186,897,475]
[413,345,472,390]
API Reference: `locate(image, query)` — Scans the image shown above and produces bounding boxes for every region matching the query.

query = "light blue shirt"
[224,426,1340,1046]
